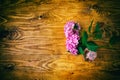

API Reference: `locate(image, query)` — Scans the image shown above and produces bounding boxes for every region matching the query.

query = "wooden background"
[0,0,120,80]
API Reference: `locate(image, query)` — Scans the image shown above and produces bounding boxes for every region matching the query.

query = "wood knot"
[0,26,23,40]
[3,63,15,71]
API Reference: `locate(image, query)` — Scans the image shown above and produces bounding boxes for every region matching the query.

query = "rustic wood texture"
[0,0,120,80]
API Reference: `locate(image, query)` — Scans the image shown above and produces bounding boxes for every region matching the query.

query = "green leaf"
[94,22,100,32]
[87,41,98,51]
[88,20,93,33]
[94,31,102,39]
[78,47,84,54]
[93,22,102,39]
[82,31,88,46]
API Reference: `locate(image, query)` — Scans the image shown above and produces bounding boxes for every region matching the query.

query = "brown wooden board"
[0,0,120,80]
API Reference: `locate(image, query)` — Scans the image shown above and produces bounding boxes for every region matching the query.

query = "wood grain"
[0,0,120,80]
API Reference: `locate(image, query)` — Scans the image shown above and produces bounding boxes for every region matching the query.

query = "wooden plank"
[0,51,120,72]
[0,0,120,80]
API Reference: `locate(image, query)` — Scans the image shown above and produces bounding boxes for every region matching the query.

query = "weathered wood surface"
[0,0,120,80]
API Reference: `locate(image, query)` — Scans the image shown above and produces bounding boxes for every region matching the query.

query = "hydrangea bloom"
[64,21,81,55]
[86,50,97,61]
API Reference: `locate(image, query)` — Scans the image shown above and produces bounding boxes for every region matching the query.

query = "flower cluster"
[86,51,97,61]
[64,21,80,55]
[84,48,97,61]
[64,21,97,61]
[64,20,118,61]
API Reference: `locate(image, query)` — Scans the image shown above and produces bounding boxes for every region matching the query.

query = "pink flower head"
[64,21,81,55]
[66,43,78,55]
[64,21,80,38]
[66,34,80,45]
[86,50,97,61]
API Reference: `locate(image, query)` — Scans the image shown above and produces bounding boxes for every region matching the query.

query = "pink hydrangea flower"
[64,21,80,38]
[66,34,80,45]
[64,21,81,55]
[86,50,97,61]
